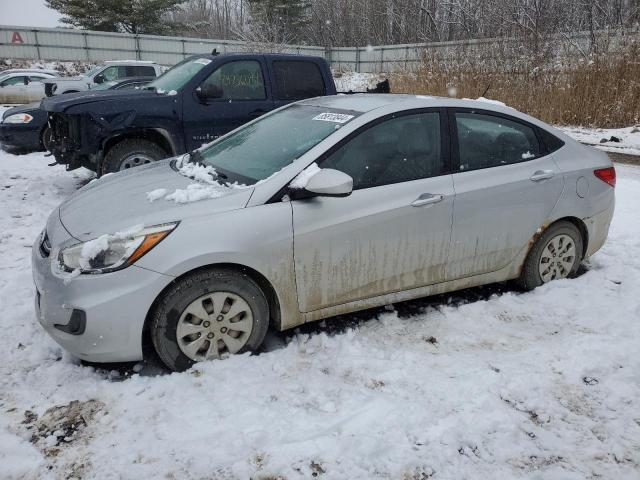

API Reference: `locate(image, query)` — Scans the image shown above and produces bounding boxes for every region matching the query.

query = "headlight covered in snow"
[3,113,34,124]
[59,223,178,274]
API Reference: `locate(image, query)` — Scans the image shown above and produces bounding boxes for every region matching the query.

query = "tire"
[102,138,167,174]
[517,221,584,291]
[150,268,270,372]
[41,126,52,152]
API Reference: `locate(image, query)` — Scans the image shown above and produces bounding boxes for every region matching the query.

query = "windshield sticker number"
[312,113,354,124]
[194,58,212,65]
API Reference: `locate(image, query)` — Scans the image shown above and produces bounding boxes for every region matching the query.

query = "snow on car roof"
[299,93,517,114]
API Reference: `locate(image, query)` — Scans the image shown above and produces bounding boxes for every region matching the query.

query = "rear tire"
[102,139,167,174]
[150,268,270,372]
[517,221,583,291]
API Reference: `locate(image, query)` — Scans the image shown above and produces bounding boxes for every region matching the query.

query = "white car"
[43,60,162,96]
[0,72,57,104]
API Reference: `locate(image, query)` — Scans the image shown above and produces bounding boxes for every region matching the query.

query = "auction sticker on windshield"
[312,112,354,123]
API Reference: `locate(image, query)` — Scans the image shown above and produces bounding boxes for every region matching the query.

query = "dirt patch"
[22,399,105,454]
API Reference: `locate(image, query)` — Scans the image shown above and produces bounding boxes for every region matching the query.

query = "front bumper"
[0,123,42,151]
[31,214,174,363]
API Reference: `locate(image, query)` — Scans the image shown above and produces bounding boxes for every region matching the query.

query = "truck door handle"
[530,170,555,182]
[249,109,265,118]
[411,193,444,207]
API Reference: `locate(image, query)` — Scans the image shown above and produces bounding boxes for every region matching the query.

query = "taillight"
[594,167,616,187]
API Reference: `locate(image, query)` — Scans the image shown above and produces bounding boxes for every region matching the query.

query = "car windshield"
[197,104,360,185]
[82,65,103,78]
[145,57,211,92]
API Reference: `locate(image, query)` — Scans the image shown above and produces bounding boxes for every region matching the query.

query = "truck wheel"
[517,221,583,291]
[102,139,167,174]
[150,268,270,372]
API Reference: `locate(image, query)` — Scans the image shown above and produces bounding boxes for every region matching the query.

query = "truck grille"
[49,113,80,152]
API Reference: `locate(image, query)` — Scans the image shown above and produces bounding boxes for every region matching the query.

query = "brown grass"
[390,44,640,128]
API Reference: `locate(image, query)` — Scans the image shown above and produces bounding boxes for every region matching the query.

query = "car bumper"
[584,195,615,257]
[31,218,174,363]
[0,123,42,151]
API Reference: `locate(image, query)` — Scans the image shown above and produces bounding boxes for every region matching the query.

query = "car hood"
[2,102,40,119]
[41,88,159,113]
[58,160,253,241]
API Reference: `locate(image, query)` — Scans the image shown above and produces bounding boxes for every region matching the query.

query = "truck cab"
[42,53,336,174]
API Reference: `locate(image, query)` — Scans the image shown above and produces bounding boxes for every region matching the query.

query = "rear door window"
[125,65,157,77]
[454,112,541,171]
[272,61,325,100]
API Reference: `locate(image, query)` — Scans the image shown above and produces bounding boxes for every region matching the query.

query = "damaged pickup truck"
[42,53,336,174]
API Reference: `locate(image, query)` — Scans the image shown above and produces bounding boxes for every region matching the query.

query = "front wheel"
[518,221,584,290]
[41,126,53,152]
[150,269,270,372]
[102,139,167,174]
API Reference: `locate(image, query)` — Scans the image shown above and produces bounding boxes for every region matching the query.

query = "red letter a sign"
[11,32,24,44]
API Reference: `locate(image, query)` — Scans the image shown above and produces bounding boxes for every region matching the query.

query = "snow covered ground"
[559,125,640,157]
[1,117,640,480]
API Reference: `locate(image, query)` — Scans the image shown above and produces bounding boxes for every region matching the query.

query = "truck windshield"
[82,65,102,78]
[198,104,361,185]
[146,57,210,92]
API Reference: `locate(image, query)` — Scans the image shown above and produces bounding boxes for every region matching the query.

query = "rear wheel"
[150,269,270,372]
[518,221,583,290]
[102,139,167,174]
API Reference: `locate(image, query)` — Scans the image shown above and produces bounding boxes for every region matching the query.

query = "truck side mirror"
[196,84,223,102]
[94,74,105,84]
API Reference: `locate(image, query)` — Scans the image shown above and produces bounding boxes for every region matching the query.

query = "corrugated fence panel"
[1,25,638,72]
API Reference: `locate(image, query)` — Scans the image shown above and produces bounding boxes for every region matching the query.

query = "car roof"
[0,71,56,79]
[103,60,158,66]
[1,68,59,75]
[298,93,533,121]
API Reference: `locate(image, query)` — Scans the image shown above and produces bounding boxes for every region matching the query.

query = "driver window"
[320,112,443,190]
[200,60,266,100]
[101,66,123,81]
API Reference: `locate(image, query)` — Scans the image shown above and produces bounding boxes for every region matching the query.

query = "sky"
[0,0,62,28]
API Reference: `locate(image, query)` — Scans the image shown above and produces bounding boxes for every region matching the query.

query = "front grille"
[39,231,51,258]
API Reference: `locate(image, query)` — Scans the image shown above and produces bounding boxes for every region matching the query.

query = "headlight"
[3,113,34,124]
[59,223,178,274]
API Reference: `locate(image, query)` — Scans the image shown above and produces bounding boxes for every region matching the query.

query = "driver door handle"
[530,170,555,182]
[411,193,444,207]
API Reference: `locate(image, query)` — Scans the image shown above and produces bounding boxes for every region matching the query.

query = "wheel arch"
[103,129,176,161]
[553,216,589,260]
[142,262,282,357]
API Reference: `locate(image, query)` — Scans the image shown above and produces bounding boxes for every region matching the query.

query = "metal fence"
[1,25,637,73]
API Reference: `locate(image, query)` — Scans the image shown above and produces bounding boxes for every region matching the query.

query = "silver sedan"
[32,95,615,371]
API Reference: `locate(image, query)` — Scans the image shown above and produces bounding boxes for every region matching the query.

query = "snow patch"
[290,162,321,189]
[146,188,168,202]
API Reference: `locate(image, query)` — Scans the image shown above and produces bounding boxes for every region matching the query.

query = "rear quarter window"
[538,127,565,153]
[272,61,325,100]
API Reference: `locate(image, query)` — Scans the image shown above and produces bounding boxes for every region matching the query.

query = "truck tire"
[150,268,270,372]
[517,221,583,291]
[41,126,52,152]
[102,138,167,174]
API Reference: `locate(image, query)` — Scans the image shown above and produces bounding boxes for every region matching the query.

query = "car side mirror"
[94,74,104,84]
[303,168,353,198]
[24,77,30,85]
[196,84,223,102]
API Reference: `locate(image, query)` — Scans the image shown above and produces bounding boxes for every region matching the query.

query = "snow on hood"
[58,159,253,241]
